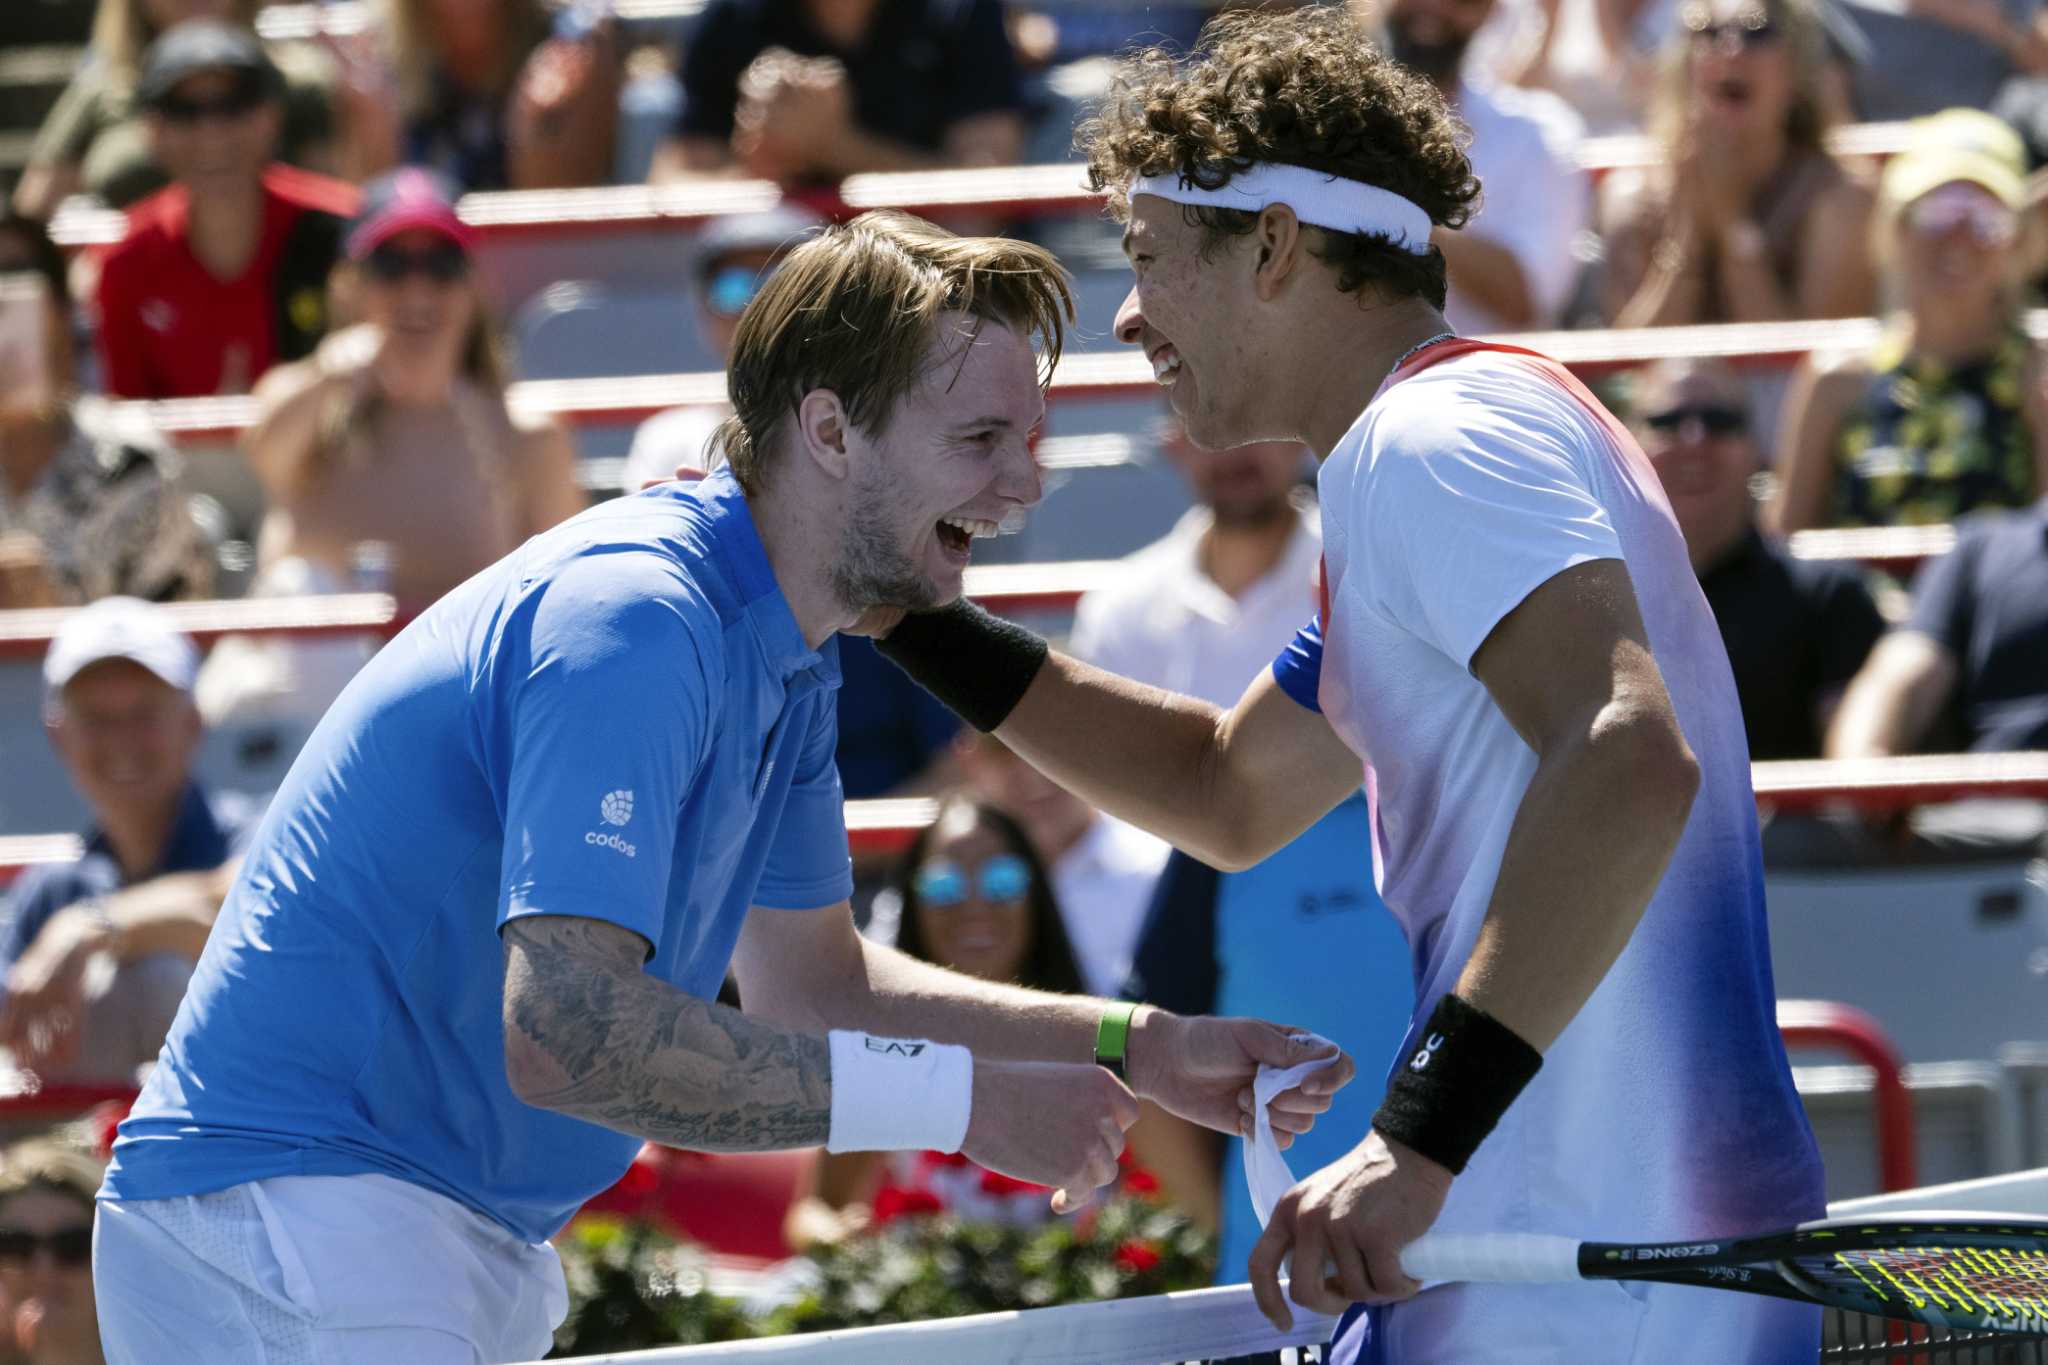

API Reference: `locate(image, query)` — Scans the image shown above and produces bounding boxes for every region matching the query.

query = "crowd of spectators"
[0,0,2046,1314]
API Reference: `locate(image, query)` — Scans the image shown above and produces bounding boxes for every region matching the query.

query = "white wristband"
[825,1031,974,1154]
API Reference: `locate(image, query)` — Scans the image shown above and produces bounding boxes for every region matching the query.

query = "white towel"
[1246,1030,1345,1227]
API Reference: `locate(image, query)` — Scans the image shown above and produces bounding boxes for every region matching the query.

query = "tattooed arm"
[733,902,1352,1150]
[500,914,832,1150]
[501,910,1152,1201]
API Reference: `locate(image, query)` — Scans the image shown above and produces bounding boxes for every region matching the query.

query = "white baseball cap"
[42,596,199,699]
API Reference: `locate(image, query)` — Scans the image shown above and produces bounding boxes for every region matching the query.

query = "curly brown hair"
[1078,6,1479,308]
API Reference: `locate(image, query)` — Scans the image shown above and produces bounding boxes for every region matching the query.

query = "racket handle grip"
[1399,1233,1581,1284]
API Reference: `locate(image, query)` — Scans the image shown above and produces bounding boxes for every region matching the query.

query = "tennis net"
[535,1171,2048,1365]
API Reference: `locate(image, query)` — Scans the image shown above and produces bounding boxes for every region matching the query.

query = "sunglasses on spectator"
[0,1227,92,1268]
[1643,403,1749,436]
[703,264,768,318]
[362,240,471,284]
[913,854,1033,908]
[1683,11,1782,47]
[154,80,268,124]
[1909,185,2017,247]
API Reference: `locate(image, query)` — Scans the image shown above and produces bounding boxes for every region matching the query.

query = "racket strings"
[1822,1245,2048,1327]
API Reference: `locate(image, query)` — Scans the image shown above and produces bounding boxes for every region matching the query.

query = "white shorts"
[94,1173,568,1365]
[1327,1277,1821,1364]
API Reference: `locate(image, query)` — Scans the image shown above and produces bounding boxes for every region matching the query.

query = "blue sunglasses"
[913,853,1033,908]
[703,263,766,318]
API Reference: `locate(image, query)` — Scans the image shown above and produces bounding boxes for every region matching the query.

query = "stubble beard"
[831,460,942,615]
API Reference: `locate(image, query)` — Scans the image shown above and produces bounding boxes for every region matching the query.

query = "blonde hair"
[91,0,264,87]
[1648,0,1837,162]
[716,211,1073,493]
[376,0,553,118]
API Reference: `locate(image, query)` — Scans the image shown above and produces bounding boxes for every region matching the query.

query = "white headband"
[1129,164,1434,255]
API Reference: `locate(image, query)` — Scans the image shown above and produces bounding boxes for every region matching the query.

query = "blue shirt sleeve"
[496,557,717,950]
[1271,613,1325,714]
[753,663,855,911]
[1906,524,1985,657]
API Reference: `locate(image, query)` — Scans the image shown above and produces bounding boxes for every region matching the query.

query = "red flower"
[871,1186,945,1224]
[1113,1239,1163,1274]
[1121,1165,1160,1197]
[977,1168,1050,1197]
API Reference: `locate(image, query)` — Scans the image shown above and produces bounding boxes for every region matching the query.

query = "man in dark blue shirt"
[1631,359,1885,761]
[1830,496,2048,756]
[0,598,255,1084]
[655,0,1028,182]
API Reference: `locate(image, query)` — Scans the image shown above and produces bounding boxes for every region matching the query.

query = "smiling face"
[1115,198,1276,451]
[146,67,280,193]
[46,659,201,828]
[1682,0,1794,136]
[357,227,478,363]
[0,1187,96,1362]
[828,315,1045,610]
[909,811,1038,984]
[1633,361,1758,563]
[1896,180,2017,307]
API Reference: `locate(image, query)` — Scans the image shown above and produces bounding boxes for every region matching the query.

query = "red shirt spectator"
[91,21,356,399]
[95,163,355,399]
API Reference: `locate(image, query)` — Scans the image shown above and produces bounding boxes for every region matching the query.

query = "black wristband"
[1371,993,1542,1176]
[872,598,1050,733]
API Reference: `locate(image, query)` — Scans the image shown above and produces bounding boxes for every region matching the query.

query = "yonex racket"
[1396,1212,2048,1336]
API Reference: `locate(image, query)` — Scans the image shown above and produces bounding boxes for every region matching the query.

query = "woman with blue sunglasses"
[785,799,1103,1248]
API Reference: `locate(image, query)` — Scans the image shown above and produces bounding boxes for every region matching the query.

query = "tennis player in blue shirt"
[90,211,1351,1364]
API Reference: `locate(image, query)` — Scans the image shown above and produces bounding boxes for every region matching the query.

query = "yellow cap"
[1881,108,2028,212]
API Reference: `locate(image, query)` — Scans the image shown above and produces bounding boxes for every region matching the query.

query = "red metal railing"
[1777,999,1919,1192]
[10,756,2043,881]
[50,122,1919,251]
[0,518,1957,664]
[108,315,1956,445]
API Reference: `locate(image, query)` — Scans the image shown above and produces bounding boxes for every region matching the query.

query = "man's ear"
[1252,204,1307,300]
[796,388,852,478]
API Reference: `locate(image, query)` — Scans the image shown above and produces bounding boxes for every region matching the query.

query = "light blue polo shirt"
[103,471,853,1243]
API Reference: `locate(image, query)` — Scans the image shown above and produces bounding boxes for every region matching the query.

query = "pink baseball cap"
[345,167,479,260]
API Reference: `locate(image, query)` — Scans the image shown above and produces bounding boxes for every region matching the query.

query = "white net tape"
[527,1283,1338,1365]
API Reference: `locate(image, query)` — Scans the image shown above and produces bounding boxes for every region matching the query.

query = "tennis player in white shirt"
[867,9,1824,1361]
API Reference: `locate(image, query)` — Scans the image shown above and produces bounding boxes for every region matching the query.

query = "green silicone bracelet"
[1094,1002,1138,1078]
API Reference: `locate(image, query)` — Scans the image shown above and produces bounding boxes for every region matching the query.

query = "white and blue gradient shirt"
[105,471,854,1243]
[1272,340,1824,1250]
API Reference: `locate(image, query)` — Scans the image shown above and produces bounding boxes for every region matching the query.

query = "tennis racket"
[1395,1212,2048,1336]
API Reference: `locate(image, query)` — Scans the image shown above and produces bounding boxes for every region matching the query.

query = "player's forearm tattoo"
[501,917,831,1150]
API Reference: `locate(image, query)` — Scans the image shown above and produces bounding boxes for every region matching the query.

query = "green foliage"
[765,1197,1216,1332]
[549,1217,764,1355]
[548,1201,1217,1356]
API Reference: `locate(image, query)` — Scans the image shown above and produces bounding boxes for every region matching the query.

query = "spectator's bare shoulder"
[511,410,588,531]
[1594,165,1660,236]
[249,353,326,419]
[1795,346,1875,434]
[1808,164,1877,237]
[1801,341,1875,392]
[245,328,370,491]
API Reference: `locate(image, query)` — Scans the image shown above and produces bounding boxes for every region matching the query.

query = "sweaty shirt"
[104,470,853,1242]
[1274,339,1823,1251]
